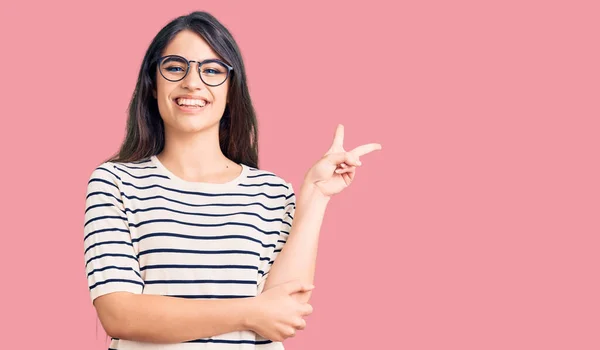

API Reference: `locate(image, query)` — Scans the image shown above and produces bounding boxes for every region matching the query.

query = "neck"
[158,125,234,179]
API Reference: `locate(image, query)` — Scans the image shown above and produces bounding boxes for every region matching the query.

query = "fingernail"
[357,160,362,166]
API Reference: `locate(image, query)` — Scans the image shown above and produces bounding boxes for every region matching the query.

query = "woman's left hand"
[304,124,382,197]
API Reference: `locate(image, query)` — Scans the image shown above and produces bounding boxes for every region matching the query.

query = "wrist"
[241,296,259,331]
[300,180,331,204]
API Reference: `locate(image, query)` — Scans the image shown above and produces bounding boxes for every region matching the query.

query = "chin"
[172,118,220,134]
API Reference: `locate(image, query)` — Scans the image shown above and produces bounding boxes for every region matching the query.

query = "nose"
[181,61,206,90]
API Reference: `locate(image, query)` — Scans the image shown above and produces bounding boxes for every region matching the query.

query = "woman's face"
[154,30,230,135]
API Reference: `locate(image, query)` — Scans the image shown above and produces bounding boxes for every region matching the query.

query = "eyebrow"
[163,54,222,62]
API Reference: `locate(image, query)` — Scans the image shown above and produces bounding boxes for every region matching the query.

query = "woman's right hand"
[246,280,315,342]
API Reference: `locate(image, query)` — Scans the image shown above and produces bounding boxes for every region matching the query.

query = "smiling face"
[154,30,230,135]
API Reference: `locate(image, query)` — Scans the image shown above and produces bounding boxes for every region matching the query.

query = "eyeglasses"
[157,55,234,87]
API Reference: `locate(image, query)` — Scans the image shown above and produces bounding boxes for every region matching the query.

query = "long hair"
[105,11,259,168]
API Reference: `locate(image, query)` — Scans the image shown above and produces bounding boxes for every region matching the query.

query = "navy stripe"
[86,253,138,267]
[185,339,272,345]
[277,239,286,244]
[84,240,134,254]
[84,215,128,228]
[274,248,282,253]
[94,167,121,181]
[258,269,265,275]
[89,278,143,291]
[125,206,287,225]
[145,279,257,285]
[85,203,115,214]
[84,227,129,242]
[280,230,290,235]
[168,294,253,299]
[129,219,280,236]
[87,265,142,279]
[138,248,261,257]
[114,165,170,180]
[86,191,123,205]
[247,173,276,178]
[119,163,158,170]
[134,232,275,248]
[123,192,287,211]
[120,180,288,199]
[238,182,289,189]
[141,264,258,271]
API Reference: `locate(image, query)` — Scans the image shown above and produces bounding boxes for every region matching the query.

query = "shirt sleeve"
[257,182,296,294]
[83,163,144,303]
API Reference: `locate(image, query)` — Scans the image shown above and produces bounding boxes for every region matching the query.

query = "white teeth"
[176,98,207,107]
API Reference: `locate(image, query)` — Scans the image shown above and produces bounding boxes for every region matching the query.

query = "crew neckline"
[150,155,248,190]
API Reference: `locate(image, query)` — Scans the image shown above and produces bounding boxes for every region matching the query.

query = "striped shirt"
[83,155,295,350]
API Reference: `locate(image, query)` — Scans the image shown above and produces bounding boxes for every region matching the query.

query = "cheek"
[155,82,174,113]
[212,84,229,106]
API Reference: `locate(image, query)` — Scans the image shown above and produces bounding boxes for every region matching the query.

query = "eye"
[203,68,223,75]
[166,66,184,72]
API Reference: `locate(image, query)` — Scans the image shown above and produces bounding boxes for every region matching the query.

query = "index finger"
[331,124,344,149]
[349,143,382,157]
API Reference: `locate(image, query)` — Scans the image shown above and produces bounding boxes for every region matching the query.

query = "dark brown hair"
[105,11,259,168]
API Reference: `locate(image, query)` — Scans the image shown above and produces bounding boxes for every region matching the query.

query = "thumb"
[284,280,315,294]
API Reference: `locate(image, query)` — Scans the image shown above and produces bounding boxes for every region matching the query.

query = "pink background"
[1,0,599,349]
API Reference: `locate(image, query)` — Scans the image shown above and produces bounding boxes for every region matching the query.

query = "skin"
[93,29,382,343]
[152,29,239,183]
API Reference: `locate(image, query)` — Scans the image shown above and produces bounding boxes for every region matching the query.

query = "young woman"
[83,11,381,350]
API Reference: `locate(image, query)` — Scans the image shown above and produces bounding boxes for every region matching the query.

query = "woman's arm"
[95,292,254,343]
[96,278,314,343]
[261,181,329,303]
[262,125,381,304]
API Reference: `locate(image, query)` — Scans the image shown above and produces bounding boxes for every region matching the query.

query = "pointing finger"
[330,124,344,150]
[350,143,382,157]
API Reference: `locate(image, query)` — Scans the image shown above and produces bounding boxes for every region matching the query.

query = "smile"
[175,98,208,107]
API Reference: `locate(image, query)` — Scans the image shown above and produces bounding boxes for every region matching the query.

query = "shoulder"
[89,157,157,182]
[245,166,292,186]
[244,165,295,195]
[87,158,148,186]
[88,161,120,183]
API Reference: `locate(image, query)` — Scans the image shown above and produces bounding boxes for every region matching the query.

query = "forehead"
[162,30,221,61]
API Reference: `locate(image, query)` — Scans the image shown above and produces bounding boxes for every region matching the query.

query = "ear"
[152,89,157,99]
